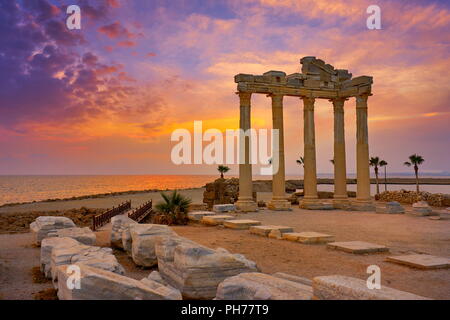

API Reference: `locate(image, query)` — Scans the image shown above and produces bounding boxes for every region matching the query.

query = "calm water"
[0,175,449,206]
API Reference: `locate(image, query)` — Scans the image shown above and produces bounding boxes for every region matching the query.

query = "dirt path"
[0,233,53,300]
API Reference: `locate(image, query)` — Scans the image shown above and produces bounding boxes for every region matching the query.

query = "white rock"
[30,216,76,245]
[56,264,182,300]
[40,237,80,278]
[121,227,133,254]
[48,227,96,245]
[51,244,124,286]
[213,204,236,213]
[412,201,433,215]
[130,224,176,267]
[110,215,137,249]
[215,272,313,300]
[155,236,259,299]
[313,275,430,300]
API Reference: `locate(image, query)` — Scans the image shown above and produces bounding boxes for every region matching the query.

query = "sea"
[0,174,449,206]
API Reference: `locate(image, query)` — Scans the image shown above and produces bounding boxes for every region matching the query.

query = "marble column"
[354,94,374,210]
[268,94,290,210]
[332,98,349,208]
[235,92,257,212]
[300,97,319,209]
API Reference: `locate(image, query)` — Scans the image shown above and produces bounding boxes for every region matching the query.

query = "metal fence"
[92,200,131,231]
[128,200,153,222]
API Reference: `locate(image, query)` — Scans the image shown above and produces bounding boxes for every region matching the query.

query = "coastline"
[1,177,450,212]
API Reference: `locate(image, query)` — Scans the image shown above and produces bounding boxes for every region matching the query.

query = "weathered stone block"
[130,224,176,267]
[155,236,258,299]
[283,232,334,244]
[40,237,80,278]
[50,244,124,285]
[327,241,389,254]
[300,201,334,210]
[376,201,405,214]
[313,275,429,300]
[272,272,312,286]
[234,74,254,83]
[223,219,261,230]
[412,201,433,216]
[49,227,96,245]
[30,216,76,245]
[213,204,236,213]
[187,211,217,221]
[215,272,313,300]
[110,215,137,249]
[249,225,294,237]
[57,264,182,300]
[386,254,450,269]
[201,215,234,226]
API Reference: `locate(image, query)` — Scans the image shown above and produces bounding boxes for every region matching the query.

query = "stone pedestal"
[351,199,376,211]
[268,199,292,211]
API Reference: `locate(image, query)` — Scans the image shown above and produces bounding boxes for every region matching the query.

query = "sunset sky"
[0,0,449,176]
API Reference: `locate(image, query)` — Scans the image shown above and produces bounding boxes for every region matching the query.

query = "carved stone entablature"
[234,57,373,99]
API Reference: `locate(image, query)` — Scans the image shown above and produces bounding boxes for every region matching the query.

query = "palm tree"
[404,154,425,192]
[379,160,388,192]
[155,190,192,225]
[296,156,305,167]
[369,156,385,195]
[217,165,230,179]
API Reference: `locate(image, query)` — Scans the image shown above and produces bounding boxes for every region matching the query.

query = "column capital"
[331,98,346,112]
[236,91,252,100]
[355,94,370,107]
[301,97,315,111]
[269,93,284,107]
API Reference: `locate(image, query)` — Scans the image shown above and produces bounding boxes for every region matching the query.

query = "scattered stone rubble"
[412,201,434,216]
[32,212,437,300]
[376,201,405,214]
[56,264,182,300]
[40,237,80,278]
[155,236,259,299]
[312,275,429,300]
[377,190,450,207]
[50,244,125,284]
[129,224,176,267]
[110,215,137,249]
[48,227,96,245]
[30,216,76,245]
[215,272,313,300]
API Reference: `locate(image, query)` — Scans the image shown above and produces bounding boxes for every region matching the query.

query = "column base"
[268,199,292,211]
[235,200,258,212]
[332,197,351,209]
[351,199,375,211]
[300,198,334,210]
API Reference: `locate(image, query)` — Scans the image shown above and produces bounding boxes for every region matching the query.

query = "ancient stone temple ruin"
[234,57,374,212]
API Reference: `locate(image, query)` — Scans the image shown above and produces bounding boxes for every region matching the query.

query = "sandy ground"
[0,188,449,300]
